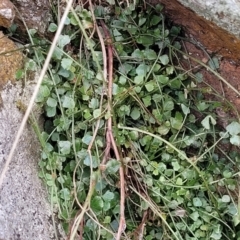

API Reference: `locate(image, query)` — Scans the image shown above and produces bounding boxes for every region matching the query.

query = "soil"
[179,38,240,127]
[152,0,240,126]
[156,0,240,63]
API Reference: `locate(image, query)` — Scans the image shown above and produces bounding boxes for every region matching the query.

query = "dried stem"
[133,210,148,240]
[69,171,97,240]
[100,20,126,239]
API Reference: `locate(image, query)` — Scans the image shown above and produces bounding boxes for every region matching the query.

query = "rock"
[177,0,240,39]
[0,0,15,28]
[0,78,65,240]
[0,31,23,89]
[0,28,65,240]
[155,0,240,63]
[11,0,51,35]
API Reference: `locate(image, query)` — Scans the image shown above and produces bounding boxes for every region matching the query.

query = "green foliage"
[34,2,240,240]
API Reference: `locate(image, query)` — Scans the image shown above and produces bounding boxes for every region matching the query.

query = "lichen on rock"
[0,31,23,90]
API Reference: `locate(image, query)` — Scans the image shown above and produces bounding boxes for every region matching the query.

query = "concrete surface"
[0,77,65,240]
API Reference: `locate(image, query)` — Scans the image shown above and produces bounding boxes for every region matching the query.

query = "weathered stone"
[0,27,65,239]
[0,31,23,89]
[156,0,240,63]
[177,0,240,39]
[0,0,15,28]
[11,0,51,34]
[0,78,66,240]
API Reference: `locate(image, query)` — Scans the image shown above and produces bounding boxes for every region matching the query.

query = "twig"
[70,3,111,238]
[133,210,148,240]
[67,209,84,240]
[0,43,50,56]
[87,7,108,154]
[79,218,84,240]
[87,0,111,163]
[92,17,110,165]
[69,171,97,240]
[100,20,126,240]
[87,0,97,40]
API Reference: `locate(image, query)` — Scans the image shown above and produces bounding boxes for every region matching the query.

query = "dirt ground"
[153,0,240,126]
[179,39,240,126]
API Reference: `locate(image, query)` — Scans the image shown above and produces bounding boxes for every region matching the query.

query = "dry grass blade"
[0,0,74,189]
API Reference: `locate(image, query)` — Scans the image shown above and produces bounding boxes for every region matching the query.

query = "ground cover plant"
[29,1,240,239]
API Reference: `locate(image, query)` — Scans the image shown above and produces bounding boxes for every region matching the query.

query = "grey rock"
[177,0,240,39]
[0,77,65,240]
[11,0,51,34]
[0,0,15,28]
